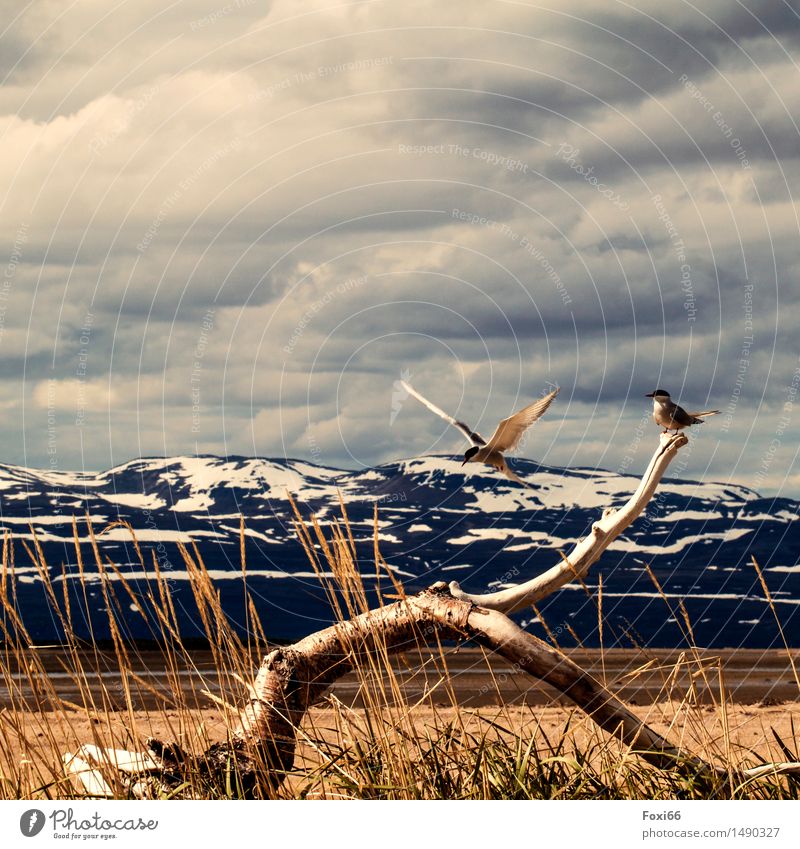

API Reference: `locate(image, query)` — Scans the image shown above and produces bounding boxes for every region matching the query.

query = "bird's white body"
[463,446,524,483]
[651,395,690,430]
[647,390,719,433]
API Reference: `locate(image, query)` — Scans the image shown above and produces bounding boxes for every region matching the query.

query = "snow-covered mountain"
[1,455,798,648]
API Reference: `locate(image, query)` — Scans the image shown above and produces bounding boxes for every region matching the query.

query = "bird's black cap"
[462,445,480,465]
[645,389,670,398]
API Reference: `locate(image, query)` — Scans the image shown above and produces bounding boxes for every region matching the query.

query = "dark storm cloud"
[0,0,797,493]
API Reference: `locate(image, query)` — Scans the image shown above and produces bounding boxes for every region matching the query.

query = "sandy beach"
[3,647,799,762]
[6,701,800,789]
[1,645,798,799]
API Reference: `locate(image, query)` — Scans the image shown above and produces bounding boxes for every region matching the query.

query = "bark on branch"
[65,586,712,796]
[62,433,800,796]
[228,588,708,777]
[448,431,689,612]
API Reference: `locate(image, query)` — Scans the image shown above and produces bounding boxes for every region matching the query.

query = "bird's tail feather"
[689,409,720,418]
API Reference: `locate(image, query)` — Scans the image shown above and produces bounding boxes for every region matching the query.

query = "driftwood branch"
[228,587,706,776]
[65,586,711,797]
[62,433,800,796]
[449,431,689,612]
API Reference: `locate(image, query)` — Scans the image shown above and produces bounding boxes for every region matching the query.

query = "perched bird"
[646,389,720,433]
[400,380,559,486]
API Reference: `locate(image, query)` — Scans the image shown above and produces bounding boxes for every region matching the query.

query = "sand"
[4,701,800,790]
[2,647,799,796]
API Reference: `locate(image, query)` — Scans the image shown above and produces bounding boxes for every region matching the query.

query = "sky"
[1,0,798,495]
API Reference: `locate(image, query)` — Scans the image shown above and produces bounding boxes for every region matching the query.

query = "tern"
[400,380,559,486]
[646,389,719,433]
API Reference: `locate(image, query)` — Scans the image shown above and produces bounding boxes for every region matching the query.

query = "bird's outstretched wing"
[400,380,485,445]
[485,387,560,452]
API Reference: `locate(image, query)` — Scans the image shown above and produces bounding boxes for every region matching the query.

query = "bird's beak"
[461,459,467,466]
[645,392,655,398]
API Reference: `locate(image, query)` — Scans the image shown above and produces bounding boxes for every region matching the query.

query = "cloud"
[32,376,114,404]
[0,0,798,495]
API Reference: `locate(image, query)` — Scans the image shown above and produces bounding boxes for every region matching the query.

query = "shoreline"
[3,647,798,710]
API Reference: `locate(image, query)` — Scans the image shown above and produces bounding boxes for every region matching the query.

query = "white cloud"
[0,0,797,498]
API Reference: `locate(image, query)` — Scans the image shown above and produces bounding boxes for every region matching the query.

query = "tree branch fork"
[63,433,800,796]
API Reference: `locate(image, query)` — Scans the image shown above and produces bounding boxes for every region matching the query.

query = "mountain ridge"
[0,454,797,648]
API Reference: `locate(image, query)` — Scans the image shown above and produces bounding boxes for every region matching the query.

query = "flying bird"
[400,380,559,486]
[646,389,720,433]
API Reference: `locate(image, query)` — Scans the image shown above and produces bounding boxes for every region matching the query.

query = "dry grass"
[0,510,798,800]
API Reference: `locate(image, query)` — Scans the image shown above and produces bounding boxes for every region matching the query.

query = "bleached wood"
[147,587,718,785]
[63,433,800,794]
[742,762,800,779]
[448,431,688,612]
[63,743,166,798]
[63,753,115,797]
